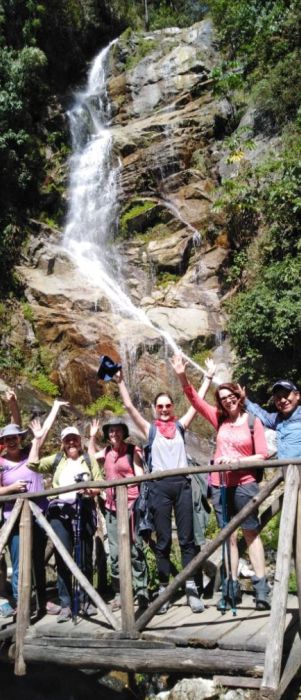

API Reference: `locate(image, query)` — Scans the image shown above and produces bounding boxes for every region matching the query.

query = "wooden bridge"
[0,459,301,699]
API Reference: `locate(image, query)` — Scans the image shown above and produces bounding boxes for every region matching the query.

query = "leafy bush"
[31,373,59,397]
[84,395,124,417]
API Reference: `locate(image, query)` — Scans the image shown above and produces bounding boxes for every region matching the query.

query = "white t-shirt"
[151,426,188,473]
[57,458,90,503]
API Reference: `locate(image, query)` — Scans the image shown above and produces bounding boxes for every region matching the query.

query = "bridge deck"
[0,592,294,685]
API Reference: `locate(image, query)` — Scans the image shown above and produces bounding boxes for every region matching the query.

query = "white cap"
[61,426,81,441]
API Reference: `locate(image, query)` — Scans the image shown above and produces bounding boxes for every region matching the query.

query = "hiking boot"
[57,606,72,623]
[252,575,271,610]
[186,582,204,613]
[217,578,242,611]
[111,594,121,612]
[156,585,170,615]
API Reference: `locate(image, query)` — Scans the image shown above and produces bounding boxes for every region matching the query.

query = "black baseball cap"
[272,379,299,394]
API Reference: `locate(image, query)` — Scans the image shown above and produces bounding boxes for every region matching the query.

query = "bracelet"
[204,374,214,379]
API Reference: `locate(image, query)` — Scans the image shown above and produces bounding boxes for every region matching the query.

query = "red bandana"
[154,417,177,439]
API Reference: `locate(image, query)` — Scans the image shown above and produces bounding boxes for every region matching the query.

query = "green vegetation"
[84,395,125,417]
[119,200,156,238]
[30,372,59,397]
[206,0,301,400]
[156,271,180,288]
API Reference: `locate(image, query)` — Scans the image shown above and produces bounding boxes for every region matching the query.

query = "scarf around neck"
[154,417,177,439]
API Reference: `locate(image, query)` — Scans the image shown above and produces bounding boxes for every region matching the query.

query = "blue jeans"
[8,520,46,608]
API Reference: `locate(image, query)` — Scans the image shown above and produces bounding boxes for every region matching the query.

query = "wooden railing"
[0,459,300,698]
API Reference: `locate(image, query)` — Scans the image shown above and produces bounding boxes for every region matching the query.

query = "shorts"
[211,481,260,531]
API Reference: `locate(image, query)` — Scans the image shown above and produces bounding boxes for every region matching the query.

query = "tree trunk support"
[14,500,32,676]
[116,485,136,637]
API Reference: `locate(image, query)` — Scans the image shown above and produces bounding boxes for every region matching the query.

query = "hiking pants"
[148,476,196,584]
[105,508,148,596]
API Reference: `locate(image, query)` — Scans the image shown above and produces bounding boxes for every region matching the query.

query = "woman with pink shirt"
[89,417,148,612]
[172,354,270,611]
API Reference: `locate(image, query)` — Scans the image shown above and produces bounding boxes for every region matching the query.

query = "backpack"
[52,451,92,473]
[247,412,264,483]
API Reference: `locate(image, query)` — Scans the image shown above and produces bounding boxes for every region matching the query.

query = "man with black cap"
[244,379,301,459]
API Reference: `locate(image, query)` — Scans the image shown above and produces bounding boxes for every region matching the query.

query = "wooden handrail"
[0,457,295,504]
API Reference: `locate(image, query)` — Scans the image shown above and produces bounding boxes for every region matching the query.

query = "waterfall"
[62,42,213,381]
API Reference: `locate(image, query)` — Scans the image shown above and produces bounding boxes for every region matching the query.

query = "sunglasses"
[219,393,239,403]
[156,403,172,410]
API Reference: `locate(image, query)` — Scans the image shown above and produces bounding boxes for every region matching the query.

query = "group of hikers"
[0,352,300,623]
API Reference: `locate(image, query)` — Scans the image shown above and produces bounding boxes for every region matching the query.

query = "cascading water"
[62,42,215,381]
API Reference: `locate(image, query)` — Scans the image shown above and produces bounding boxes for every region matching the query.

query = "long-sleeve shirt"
[28,452,103,503]
[184,384,268,486]
[245,399,301,460]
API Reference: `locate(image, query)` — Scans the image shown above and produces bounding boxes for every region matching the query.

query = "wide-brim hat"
[102,418,129,441]
[97,355,122,382]
[0,423,28,439]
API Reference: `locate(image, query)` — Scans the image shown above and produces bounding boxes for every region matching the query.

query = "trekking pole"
[72,490,83,624]
[220,472,237,616]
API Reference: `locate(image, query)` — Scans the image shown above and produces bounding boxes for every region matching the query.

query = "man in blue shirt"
[245,379,301,459]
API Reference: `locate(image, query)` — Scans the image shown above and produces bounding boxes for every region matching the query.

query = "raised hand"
[171,354,188,375]
[29,418,44,440]
[113,369,123,384]
[5,389,17,404]
[204,358,216,379]
[53,399,70,409]
[237,384,246,401]
[89,418,100,438]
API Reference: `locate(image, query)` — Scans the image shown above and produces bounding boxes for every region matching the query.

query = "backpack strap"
[247,412,255,453]
[126,443,136,472]
[82,452,92,471]
[52,452,64,471]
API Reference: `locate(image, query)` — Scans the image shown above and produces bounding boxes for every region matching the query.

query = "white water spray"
[62,43,215,382]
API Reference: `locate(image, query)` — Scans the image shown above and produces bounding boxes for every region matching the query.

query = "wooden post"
[0,499,23,556]
[29,500,119,631]
[14,500,32,676]
[261,464,300,699]
[116,485,136,637]
[294,484,301,630]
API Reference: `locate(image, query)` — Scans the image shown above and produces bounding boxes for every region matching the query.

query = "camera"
[74,472,90,484]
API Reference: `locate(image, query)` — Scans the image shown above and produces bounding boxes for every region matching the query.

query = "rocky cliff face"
[15,20,233,411]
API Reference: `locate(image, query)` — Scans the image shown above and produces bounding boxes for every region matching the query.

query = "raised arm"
[171,354,219,429]
[5,389,22,427]
[114,370,150,439]
[177,358,216,429]
[38,399,70,447]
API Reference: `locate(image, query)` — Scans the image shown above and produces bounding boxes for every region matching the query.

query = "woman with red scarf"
[115,362,215,614]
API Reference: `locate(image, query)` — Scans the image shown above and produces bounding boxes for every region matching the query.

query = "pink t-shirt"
[184,385,268,487]
[103,444,141,511]
[0,453,46,518]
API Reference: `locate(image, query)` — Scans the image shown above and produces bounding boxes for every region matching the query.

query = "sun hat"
[0,423,28,439]
[272,379,298,394]
[61,426,81,441]
[97,355,122,382]
[102,418,129,442]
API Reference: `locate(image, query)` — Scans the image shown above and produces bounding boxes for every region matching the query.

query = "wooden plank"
[0,499,23,555]
[24,636,174,649]
[261,464,299,696]
[23,643,265,674]
[214,675,261,689]
[29,500,119,632]
[116,485,136,637]
[14,501,31,676]
[137,472,283,632]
